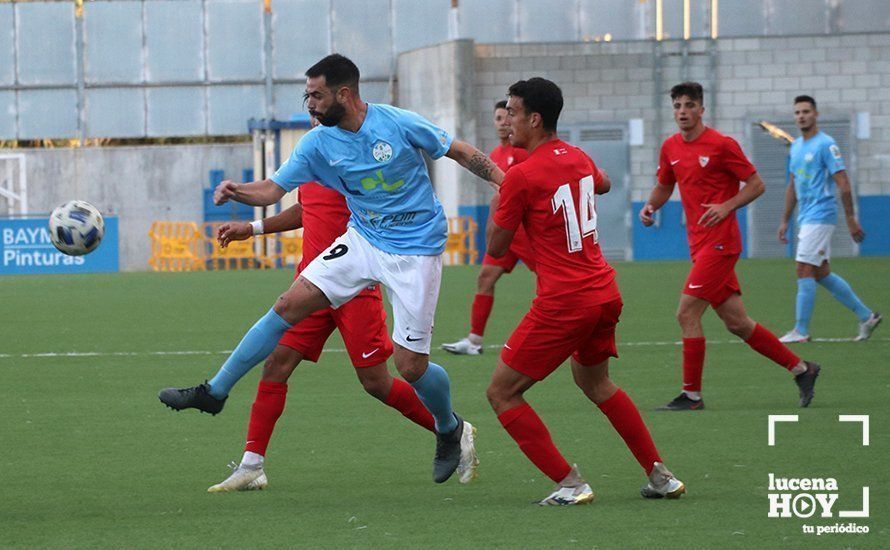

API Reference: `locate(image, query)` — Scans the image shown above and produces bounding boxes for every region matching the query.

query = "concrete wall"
[20,144,252,270]
[398,33,890,257]
[397,40,485,217]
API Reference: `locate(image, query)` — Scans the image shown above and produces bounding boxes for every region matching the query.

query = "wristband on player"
[250,220,264,236]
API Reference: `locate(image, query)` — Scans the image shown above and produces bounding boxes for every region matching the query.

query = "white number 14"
[551,175,597,253]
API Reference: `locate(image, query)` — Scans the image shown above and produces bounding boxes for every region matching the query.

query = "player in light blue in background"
[778,95,881,343]
[160,54,503,486]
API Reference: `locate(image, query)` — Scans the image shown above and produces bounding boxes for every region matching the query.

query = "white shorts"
[796,223,834,266]
[299,227,442,354]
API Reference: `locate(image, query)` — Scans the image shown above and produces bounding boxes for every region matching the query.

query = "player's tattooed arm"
[446,140,505,188]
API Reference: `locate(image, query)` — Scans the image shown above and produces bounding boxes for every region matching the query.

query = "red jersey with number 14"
[657,127,757,257]
[493,139,619,309]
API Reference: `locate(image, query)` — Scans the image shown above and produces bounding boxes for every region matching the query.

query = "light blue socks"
[818,273,872,322]
[794,277,816,335]
[410,362,459,433]
[208,309,292,399]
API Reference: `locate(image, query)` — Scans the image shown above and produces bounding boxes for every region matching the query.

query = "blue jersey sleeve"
[399,110,453,160]
[820,136,846,175]
[271,133,320,192]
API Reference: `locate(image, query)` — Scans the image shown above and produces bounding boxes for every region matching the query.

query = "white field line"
[0,337,886,360]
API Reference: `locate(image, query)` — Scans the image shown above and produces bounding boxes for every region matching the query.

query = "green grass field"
[1,258,888,548]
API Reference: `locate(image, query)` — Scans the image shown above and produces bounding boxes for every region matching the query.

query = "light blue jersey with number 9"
[271,103,454,255]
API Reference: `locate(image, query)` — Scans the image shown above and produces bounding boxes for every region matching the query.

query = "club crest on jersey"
[699,156,710,167]
[372,141,393,163]
[805,152,815,162]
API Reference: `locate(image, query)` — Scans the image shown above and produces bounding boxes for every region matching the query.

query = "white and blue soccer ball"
[49,200,105,256]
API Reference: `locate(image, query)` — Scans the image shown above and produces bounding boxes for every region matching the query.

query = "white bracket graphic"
[768,414,799,446]
[839,487,870,518]
[838,415,870,446]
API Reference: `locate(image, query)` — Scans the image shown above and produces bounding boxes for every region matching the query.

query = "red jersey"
[490,143,529,172]
[490,144,535,260]
[657,127,756,257]
[493,138,619,309]
[297,182,350,271]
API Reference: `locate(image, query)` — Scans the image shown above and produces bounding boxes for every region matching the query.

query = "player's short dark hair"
[794,95,817,109]
[305,54,360,92]
[507,78,563,132]
[494,100,508,111]
[670,81,704,104]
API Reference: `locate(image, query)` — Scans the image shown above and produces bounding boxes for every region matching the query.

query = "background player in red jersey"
[639,82,821,411]
[198,180,441,492]
[442,100,535,356]
[486,77,684,505]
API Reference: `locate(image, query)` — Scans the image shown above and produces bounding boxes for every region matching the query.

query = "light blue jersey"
[788,131,846,225]
[271,103,454,255]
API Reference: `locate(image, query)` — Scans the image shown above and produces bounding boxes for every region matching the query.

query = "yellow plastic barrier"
[150,216,478,271]
[148,222,204,272]
[202,223,277,270]
[443,216,478,266]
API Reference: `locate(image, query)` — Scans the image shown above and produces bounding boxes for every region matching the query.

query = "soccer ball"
[49,200,105,256]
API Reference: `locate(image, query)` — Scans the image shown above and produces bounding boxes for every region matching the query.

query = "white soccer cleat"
[441,338,483,355]
[207,461,268,493]
[779,329,811,343]
[854,312,882,341]
[457,420,479,484]
[537,465,595,506]
[640,462,685,499]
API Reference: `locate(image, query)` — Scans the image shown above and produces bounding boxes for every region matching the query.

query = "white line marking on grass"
[1,337,887,360]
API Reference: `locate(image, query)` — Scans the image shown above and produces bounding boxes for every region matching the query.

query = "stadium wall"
[19,144,252,270]
[399,33,890,259]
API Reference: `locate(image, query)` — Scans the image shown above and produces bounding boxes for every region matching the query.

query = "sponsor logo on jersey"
[364,209,419,229]
[361,169,404,192]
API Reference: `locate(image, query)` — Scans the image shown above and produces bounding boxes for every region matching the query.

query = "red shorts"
[278,286,393,368]
[483,229,537,273]
[501,298,622,381]
[683,253,741,308]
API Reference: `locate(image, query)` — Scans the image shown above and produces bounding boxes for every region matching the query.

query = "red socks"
[385,378,436,432]
[244,380,288,456]
[682,337,706,392]
[745,323,801,370]
[598,389,661,475]
[498,403,572,483]
[470,294,495,337]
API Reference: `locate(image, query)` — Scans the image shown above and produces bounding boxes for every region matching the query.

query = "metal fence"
[1,0,888,140]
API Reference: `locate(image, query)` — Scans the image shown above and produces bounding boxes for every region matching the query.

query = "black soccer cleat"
[158,382,227,415]
[432,414,464,483]
[656,393,705,411]
[794,361,821,408]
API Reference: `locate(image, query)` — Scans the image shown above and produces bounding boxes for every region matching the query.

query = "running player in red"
[199,180,441,491]
[442,100,535,355]
[486,77,685,505]
[639,82,821,411]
